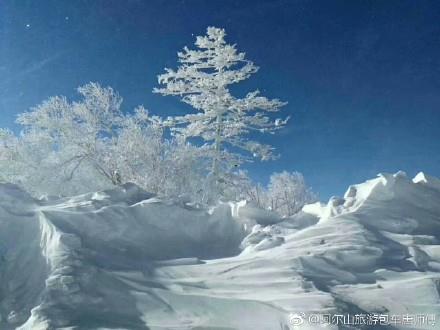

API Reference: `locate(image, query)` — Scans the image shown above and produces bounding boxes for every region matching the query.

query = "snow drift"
[1,172,440,329]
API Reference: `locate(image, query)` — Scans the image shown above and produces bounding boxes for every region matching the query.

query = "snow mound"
[2,171,440,329]
[233,200,283,226]
[413,171,440,190]
[0,183,245,329]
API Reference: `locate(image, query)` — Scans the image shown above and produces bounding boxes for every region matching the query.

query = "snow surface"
[1,172,440,329]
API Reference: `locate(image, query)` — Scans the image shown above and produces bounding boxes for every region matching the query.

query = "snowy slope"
[1,172,440,329]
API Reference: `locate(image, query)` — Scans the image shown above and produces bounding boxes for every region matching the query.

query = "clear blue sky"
[1,0,439,199]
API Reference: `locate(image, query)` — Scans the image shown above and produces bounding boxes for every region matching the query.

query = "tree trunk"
[211,113,222,181]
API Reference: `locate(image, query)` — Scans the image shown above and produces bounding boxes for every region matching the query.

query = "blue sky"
[1,0,439,199]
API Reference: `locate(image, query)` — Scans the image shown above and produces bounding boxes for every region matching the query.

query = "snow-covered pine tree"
[154,27,288,201]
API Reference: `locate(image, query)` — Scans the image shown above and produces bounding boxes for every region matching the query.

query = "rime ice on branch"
[154,27,288,200]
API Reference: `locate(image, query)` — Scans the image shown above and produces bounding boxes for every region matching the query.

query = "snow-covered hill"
[1,172,440,329]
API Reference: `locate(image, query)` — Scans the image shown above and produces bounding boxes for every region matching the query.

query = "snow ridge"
[1,172,440,329]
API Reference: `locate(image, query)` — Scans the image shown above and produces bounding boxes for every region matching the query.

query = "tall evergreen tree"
[154,27,288,200]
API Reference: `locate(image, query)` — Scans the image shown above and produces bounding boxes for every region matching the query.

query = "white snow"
[1,172,440,329]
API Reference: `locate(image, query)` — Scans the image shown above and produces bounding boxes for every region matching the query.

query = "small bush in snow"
[267,171,317,217]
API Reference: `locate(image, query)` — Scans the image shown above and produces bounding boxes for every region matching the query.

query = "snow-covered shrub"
[226,170,317,217]
[267,171,317,217]
[0,83,207,198]
[14,83,125,194]
[221,170,267,207]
